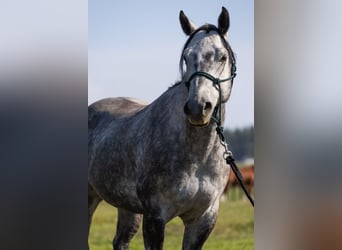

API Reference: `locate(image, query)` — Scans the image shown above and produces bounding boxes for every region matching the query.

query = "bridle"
[181,25,254,207]
[181,24,237,127]
[185,67,237,127]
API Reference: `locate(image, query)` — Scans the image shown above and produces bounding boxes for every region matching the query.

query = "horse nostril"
[184,102,190,115]
[202,102,213,116]
[204,102,212,111]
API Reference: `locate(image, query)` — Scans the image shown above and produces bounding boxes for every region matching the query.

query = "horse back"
[88,97,148,132]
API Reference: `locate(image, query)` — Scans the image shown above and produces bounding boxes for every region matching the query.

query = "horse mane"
[168,81,183,89]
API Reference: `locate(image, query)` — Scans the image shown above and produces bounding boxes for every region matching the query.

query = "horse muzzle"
[183,99,213,127]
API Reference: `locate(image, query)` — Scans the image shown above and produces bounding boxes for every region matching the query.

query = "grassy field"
[89,191,254,250]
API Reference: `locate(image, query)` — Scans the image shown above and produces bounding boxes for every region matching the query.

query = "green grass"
[89,194,254,250]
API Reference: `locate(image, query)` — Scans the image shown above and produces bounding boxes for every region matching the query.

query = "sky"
[88,0,254,129]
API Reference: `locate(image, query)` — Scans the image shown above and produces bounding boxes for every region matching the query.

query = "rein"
[182,26,254,207]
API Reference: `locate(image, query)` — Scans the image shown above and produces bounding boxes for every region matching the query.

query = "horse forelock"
[178,24,236,79]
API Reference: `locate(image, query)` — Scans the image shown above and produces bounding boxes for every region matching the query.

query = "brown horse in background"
[222,165,254,201]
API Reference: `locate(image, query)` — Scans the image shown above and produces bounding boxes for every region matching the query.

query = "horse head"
[179,7,236,127]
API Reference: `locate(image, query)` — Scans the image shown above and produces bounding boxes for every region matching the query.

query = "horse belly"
[89,152,144,213]
[104,180,143,213]
[91,173,144,213]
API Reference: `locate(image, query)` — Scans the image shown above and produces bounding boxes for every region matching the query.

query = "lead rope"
[215,125,254,207]
[212,79,254,207]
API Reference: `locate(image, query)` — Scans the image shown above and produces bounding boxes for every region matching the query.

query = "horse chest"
[187,175,218,202]
[164,159,228,214]
[193,163,224,192]
[164,173,221,220]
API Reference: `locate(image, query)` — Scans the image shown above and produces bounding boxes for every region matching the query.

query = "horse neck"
[151,83,226,158]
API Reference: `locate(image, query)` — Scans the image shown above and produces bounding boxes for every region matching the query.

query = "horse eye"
[220,55,227,62]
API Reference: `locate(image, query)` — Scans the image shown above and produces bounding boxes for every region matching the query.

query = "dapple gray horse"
[88,7,236,250]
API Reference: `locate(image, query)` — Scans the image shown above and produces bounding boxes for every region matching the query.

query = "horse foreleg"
[113,208,142,250]
[142,211,166,250]
[182,201,219,250]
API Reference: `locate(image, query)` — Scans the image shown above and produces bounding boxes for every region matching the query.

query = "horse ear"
[218,6,230,35]
[179,10,196,36]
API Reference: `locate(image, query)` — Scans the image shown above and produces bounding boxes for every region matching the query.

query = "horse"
[88,7,236,250]
[222,165,254,201]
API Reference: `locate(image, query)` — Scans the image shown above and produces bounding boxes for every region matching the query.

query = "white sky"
[88,1,254,129]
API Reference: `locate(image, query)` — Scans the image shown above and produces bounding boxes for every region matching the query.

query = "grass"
[89,191,254,250]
